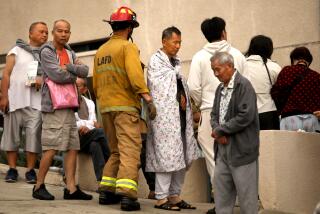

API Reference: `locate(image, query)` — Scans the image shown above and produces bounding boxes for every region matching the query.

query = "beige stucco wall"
[77,153,210,202]
[0,0,319,75]
[259,131,320,214]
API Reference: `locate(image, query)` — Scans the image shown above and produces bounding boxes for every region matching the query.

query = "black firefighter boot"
[99,191,122,205]
[120,196,141,211]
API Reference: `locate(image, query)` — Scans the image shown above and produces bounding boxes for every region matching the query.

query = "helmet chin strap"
[127,27,133,42]
[108,25,134,42]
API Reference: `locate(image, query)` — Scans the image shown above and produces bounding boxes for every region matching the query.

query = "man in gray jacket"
[187,18,246,207]
[32,19,92,201]
[210,52,259,214]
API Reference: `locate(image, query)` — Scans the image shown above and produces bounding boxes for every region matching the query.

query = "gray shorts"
[41,109,80,151]
[0,107,42,153]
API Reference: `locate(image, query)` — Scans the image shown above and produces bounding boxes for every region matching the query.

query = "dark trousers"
[80,128,110,181]
[259,111,280,130]
[140,133,155,191]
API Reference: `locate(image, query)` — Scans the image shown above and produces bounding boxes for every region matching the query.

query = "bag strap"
[263,61,273,86]
[290,65,309,91]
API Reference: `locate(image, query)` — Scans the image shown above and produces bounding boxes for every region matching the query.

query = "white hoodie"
[187,40,246,110]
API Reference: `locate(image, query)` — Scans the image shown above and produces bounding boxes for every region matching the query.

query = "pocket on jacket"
[235,132,257,155]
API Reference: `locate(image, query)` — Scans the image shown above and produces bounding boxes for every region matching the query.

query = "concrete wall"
[259,130,320,214]
[0,0,319,76]
[77,130,320,211]
[77,154,210,202]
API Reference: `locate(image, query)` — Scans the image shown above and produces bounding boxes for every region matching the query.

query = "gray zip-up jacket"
[210,72,259,167]
[40,42,88,112]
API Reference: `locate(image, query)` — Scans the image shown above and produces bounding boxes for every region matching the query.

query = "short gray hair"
[210,51,234,67]
[29,21,47,33]
[53,19,71,31]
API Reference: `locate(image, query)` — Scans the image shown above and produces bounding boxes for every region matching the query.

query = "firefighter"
[93,6,156,211]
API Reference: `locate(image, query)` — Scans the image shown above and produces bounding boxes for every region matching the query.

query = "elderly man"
[210,52,259,214]
[32,19,92,201]
[187,18,246,207]
[0,22,48,183]
[75,77,109,182]
[146,26,199,211]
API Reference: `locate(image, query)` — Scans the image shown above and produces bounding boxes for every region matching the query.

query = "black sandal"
[154,201,181,211]
[175,200,196,209]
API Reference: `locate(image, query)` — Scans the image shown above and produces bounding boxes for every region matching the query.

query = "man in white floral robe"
[146,26,200,211]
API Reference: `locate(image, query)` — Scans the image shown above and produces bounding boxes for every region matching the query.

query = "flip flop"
[175,200,196,209]
[154,201,181,211]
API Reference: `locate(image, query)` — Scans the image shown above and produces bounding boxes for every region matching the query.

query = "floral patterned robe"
[146,49,200,172]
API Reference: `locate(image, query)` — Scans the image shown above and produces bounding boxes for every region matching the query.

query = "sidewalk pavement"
[0,164,291,214]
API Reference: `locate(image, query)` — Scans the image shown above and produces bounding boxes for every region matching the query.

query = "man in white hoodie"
[187,17,246,213]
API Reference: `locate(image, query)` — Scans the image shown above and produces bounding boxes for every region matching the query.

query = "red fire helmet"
[103,6,139,28]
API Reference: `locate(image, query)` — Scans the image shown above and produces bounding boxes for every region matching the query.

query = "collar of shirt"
[221,70,237,95]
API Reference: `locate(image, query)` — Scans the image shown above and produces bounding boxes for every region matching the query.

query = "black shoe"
[25,169,37,184]
[207,207,216,214]
[64,185,93,200]
[32,184,55,200]
[5,168,18,183]
[99,191,121,205]
[120,196,141,211]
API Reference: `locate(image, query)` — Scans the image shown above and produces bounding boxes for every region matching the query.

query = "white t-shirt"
[75,96,97,130]
[7,46,41,112]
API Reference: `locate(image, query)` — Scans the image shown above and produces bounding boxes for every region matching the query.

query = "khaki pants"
[99,111,142,199]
